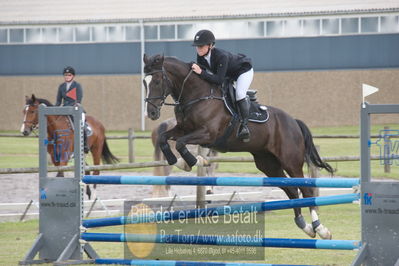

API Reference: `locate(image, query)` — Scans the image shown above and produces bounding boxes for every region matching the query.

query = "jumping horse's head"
[143,54,172,120]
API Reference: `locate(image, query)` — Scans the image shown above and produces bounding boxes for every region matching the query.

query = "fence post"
[384,126,391,173]
[196,146,207,209]
[128,128,135,163]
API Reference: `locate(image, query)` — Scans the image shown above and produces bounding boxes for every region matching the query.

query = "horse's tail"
[101,139,119,164]
[295,119,334,175]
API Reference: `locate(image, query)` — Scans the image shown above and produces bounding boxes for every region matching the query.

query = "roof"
[1,0,399,25]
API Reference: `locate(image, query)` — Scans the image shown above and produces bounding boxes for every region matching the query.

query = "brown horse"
[151,117,218,197]
[21,94,119,198]
[143,54,334,239]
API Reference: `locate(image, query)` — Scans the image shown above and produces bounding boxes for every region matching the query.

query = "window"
[10,28,24,43]
[160,25,175,39]
[126,25,140,41]
[381,15,398,32]
[108,26,124,41]
[266,21,283,37]
[361,17,378,33]
[303,19,319,35]
[76,26,90,42]
[177,24,193,39]
[43,28,57,42]
[248,21,264,37]
[59,27,73,42]
[285,19,301,36]
[342,17,359,34]
[26,28,41,43]
[92,26,106,42]
[144,25,158,40]
[322,18,339,34]
[0,29,8,43]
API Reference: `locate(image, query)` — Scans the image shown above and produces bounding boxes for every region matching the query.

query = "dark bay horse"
[143,54,334,239]
[21,94,119,198]
[151,117,218,197]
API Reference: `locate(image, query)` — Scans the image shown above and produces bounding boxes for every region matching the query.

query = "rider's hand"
[191,63,202,75]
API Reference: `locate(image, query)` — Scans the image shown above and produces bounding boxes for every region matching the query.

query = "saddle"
[206,80,269,150]
[67,116,93,136]
[222,79,269,123]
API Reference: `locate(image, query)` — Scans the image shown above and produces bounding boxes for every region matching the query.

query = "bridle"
[144,66,193,109]
[23,104,39,134]
[143,60,223,113]
[23,102,73,134]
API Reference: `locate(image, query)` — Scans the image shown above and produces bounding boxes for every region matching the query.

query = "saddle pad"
[223,97,269,123]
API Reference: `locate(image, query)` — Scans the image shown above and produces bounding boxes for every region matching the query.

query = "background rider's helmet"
[192,30,215,46]
[63,66,75,75]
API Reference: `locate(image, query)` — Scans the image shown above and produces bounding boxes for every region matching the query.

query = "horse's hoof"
[195,155,208,167]
[315,224,332,240]
[175,158,192,172]
[302,224,316,238]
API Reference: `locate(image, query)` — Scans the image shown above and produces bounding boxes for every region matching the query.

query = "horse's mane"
[28,96,54,106]
[165,56,191,71]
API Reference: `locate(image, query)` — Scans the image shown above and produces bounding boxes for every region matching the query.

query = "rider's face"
[63,73,74,82]
[196,44,211,57]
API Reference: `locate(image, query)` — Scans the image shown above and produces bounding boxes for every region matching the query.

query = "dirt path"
[0,171,279,203]
[0,171,289,222]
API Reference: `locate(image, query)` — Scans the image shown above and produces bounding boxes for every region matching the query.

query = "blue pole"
[83,176,359,188]
[83,193,359,228]
[82,233,360,250]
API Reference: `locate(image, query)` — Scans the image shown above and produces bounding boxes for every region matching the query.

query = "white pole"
[140,19,145,131]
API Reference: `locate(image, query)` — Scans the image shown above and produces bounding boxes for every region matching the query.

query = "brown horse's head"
[143,54,170,120]
[21,94,52,136]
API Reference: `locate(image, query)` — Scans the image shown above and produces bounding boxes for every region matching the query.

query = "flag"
[362,84,379,98]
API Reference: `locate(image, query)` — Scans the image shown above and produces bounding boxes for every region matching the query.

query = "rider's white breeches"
[235,68,254,101]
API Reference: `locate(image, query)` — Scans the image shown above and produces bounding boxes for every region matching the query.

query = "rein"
[25,103,73,133]
[144,65,224,111]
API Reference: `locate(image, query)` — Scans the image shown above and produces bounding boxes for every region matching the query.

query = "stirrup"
[237,125,250,142]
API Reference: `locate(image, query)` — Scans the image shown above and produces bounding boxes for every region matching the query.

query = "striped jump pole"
[83,193,359,228]
[83,176,359,188]
[81,232,360,250]
[94,258,312,266]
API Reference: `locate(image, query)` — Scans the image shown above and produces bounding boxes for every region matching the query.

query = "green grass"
[1,204,360,266]
[1,124,398,179]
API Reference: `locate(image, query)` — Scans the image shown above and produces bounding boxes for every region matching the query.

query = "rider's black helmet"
[192,30,215,46]
[63,66,75,75]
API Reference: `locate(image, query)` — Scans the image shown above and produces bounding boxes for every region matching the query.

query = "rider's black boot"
[236,97,250,142]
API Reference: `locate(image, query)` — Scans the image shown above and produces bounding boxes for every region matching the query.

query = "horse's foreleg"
[159,131,178,165]
[175,128,213,170]
[175,143,198,168]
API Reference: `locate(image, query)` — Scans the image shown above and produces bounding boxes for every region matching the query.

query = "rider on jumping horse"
[55,66,90,153]
[191,29,253,142]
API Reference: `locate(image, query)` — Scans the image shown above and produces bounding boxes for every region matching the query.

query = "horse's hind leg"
[252,152,316,238]
[298,186,332,239]
[285,167,332,240]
